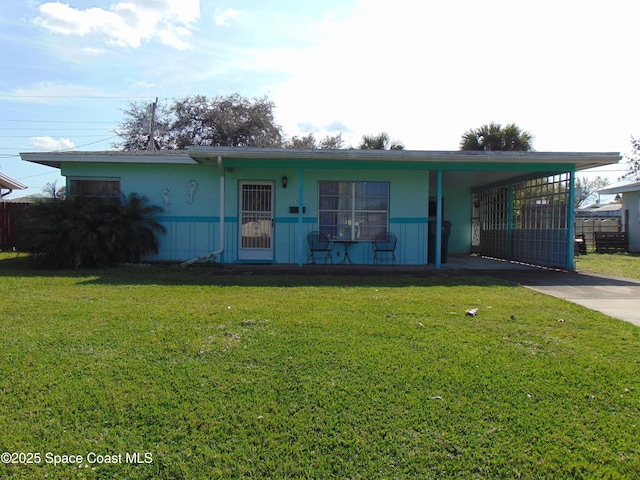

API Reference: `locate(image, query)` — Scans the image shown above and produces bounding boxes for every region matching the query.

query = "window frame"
[317,180,390,241]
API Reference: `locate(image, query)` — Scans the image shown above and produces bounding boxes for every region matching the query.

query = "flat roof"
[188,147,621,171]
[599,181,640,194]
[20,150,196,168]
[21,147,621,171]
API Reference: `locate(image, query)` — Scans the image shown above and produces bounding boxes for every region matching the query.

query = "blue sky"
[1,0,638,197]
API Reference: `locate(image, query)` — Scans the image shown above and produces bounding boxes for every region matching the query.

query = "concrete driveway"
[488,269,640,327]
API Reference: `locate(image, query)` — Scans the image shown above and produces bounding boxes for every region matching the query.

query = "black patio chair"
[307,231,334,264]
[373,231,397,265]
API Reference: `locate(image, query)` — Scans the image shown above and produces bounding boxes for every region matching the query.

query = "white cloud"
[34,0,200,50]
[81,46,108,56]
[130,80,155,89]
[215,8,240,26]
[30,136,75,151]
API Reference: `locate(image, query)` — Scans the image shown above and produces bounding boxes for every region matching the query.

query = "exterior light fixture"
[281,176,288,189]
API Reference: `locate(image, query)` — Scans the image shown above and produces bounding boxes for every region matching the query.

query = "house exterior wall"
[59,158,579,266]
[62,161,437,264]
[62,162,222,261]
[441,185,472,255]
[223,166,431,264]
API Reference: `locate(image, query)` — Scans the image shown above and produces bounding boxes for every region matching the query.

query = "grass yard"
[575,252,640,280]
[0,254,639,479]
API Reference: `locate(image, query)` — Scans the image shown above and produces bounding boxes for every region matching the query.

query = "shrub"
[20,193,165,268]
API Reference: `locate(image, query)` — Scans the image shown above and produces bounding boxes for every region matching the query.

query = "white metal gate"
[238,181,274,260]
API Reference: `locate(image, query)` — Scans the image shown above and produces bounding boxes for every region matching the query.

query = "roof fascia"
[0,172,27,190]
[19,148,621,171]
[20,151,196,168]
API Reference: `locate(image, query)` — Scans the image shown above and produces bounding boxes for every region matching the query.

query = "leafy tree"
[114,100,173,151]
[285,132,345,149]
[624,135,640,180]
[286,134,317,149]
[460,122,533,151]
[318,133,345,149]
[21,193,165,268]
[40,180,66,200]
[359,132,404,150]
[575,175,610,207]
[113,94,284,150]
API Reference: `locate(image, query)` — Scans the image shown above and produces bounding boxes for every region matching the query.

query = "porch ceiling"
[439,169,560,190]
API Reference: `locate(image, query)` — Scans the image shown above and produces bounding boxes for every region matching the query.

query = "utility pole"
[149,97,158,152]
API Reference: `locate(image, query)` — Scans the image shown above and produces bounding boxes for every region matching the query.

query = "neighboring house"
[598,181,640,252]
[576,203,622,218]
[0,172,27,200]
[21,148,620,269]
[574,203,623,252]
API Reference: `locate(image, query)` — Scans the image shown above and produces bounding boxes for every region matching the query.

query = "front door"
[238,181,275,261]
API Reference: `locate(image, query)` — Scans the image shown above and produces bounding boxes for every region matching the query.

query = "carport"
[432,152,619,270]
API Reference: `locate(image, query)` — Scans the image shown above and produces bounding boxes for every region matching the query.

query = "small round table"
[333,240,358,265]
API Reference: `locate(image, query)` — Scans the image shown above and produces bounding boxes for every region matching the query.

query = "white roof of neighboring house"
[576,202,622,217]
[599,181,640,194]
[0,172,27,190]
[593,203,623,212]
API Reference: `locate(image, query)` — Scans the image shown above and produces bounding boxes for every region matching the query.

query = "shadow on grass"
[0,254,516,288]
[4,252,638,289]
[486,268,640,289]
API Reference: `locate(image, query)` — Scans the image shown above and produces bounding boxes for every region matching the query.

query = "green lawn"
[575,251,640,280]
[1,254,639,479]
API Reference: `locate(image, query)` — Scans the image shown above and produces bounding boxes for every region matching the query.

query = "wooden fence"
[574,216,622,251]
[594,231,629,253]
[0,202,29,251]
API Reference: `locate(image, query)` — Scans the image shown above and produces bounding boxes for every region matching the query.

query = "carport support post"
[297,168,304,266]
[566,169,576,270]
[507,183,514,260]
[435,169,443,269]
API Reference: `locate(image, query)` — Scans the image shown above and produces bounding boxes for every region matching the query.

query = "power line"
[0,119,117,123]
[0,128,113,131]
[16,171,62,180]
[0,135,112,138]
[50,135,121,151]
[0,94,163,99]
[0,134,120,157]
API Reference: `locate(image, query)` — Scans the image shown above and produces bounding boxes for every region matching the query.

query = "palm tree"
[21,193,165,267]
[359,132,404,150]
[460,122,533,151]
[115,193,166,263]
[21,197,112,268]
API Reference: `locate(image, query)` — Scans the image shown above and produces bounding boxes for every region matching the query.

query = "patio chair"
[307,231,334,264]
[373,231,397,265]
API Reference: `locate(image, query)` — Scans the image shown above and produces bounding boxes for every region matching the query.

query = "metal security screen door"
[238,181,274,260]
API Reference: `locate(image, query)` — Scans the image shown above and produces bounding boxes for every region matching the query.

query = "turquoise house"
[21,147,620,269]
